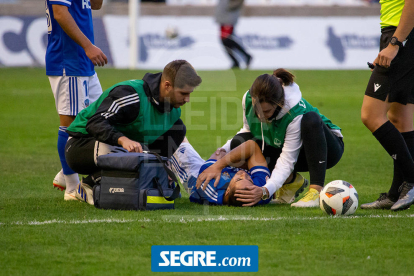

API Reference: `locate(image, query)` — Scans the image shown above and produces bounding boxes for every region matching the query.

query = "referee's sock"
[58,127,79,192]
[373,121,414,184]
[388,131,414,200]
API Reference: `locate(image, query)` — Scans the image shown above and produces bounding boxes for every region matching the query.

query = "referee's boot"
[360,193,396,210]
[271,173,309,204]
[391,182,414,211]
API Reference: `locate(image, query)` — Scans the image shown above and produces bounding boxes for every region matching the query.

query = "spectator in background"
[215,0,252,69]
[45,0,108,201]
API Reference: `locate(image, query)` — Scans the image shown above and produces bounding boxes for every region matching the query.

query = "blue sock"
[58,127,75,175]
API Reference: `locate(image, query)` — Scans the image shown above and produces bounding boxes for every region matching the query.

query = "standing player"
[45,0,108,201]
[360,0,414,211]
[215,0,252,69]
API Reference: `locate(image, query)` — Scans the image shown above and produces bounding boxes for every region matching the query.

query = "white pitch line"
[162,214,414,223]
[3,218,147,226]
[1,214,414,226]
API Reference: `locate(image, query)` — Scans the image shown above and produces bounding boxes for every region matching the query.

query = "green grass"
[1,68,413,276]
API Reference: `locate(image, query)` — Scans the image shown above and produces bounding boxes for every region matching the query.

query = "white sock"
[64,173,80,192]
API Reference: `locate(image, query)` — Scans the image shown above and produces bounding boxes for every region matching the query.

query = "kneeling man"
[65,60,202,203]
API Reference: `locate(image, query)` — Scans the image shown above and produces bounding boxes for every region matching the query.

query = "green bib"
[67,80,181,145]
[245,91,340,149]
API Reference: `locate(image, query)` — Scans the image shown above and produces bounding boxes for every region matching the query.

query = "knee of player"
[387,112,408,131]
[360,102,385,126]
[360,106,377,126]
[360,112,370,127]
[360,110,381,130]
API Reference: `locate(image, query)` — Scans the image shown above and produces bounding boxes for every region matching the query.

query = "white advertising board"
[104,15,381,70]
[0,15,381,70]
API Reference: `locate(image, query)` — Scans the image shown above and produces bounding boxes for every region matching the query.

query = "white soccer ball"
[320,180,358,216]
[165,26,179,39]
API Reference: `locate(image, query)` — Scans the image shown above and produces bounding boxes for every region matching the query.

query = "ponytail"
[273,68,295,86]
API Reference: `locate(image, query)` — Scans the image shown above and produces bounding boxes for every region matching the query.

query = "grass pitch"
[1,68,413,276]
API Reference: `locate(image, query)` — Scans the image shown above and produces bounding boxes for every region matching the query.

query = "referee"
[360,0,414,210]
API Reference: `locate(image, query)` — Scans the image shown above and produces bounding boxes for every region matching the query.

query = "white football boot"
[75,182,94,205]
[53,170,66,191]
[64,189,77,201]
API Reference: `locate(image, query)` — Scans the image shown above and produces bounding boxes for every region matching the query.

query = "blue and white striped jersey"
[45,0,95,76]
[189,159,271,205]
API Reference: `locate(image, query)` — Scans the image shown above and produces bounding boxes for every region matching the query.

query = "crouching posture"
[64,60,202,204]
[220,69,344,207]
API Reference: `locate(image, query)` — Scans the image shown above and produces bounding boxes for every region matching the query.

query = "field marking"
[162,214,414,223]
[1,214,414,226]
[2,218,147,226]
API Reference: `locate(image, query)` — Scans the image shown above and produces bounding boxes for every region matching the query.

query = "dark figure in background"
[215,0,252,69]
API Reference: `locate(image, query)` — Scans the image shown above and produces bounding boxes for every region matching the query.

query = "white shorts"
[170,142,205,192]
[48,71,102,116]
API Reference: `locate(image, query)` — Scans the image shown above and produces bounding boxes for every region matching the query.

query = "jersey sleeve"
[250,166,271,187]
[190,159,228,205]
[189,182,222,205]
[264,115,303,196]
[49,0,72,8]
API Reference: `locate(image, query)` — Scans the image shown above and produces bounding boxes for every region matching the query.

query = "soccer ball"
[320,180,359,216]
[165,26,179,39]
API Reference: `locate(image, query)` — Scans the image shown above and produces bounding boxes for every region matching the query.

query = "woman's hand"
[234,185,264,206]
[196,164,222,190]
[374,44,399,68]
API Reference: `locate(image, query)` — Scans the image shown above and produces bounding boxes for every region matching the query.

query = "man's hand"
[118,136,143,152]
[85,44,108,67]
[196,164,222,191]
[234,185,267,207]
[52,5,108,67]
[374,44,399,68]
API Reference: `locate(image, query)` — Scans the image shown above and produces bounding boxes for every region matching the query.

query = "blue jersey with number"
[189,159,271,205]
[45,0,95,76]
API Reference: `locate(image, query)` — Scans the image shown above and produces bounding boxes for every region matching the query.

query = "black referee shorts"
[365,26,414,104]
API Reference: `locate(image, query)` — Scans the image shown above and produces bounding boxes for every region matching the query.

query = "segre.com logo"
[151,245,258,272]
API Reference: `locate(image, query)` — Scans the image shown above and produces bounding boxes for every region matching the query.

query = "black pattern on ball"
[322,200,335,215]
[342,197,354,215]
[325,187,345,196]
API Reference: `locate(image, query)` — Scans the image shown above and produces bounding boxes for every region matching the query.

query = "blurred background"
[0,0,381,70]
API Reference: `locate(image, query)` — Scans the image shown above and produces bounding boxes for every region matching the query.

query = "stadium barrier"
[0,14,380,69]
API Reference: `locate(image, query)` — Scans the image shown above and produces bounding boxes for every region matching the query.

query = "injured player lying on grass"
[171,138,305,206]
